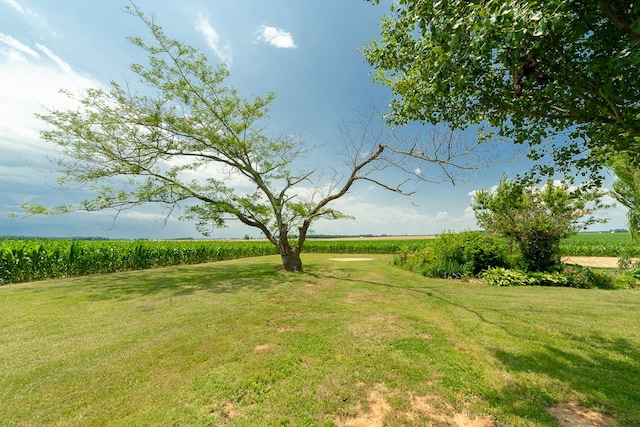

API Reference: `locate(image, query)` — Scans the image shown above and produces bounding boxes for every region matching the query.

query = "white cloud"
[1,0,24,14]
[310,190,478,236]
[0,33,40,62]
[256,25,296,49]
[35,43,73,74]
[1,0,44,25]
[0,53,103,214]
[195,16,232,64]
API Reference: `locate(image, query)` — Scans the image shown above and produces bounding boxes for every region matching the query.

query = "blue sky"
[0,0,626,239]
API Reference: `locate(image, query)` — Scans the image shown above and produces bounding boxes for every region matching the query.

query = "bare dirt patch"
[318,235,437,241]
[335,387,494,427]
[253,344,270,351]
[563,257,620,268]
[547,402,617,427]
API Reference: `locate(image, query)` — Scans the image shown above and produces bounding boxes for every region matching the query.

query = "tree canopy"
[365,0,640,181]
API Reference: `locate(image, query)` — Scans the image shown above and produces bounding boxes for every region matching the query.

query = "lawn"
[1,254,638,426]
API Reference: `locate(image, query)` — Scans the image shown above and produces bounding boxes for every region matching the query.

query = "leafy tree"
[364,0,640,182]
[609,154,640,240]
[17,5,474,272]
[472,178,607,271]
[17,7,395,272]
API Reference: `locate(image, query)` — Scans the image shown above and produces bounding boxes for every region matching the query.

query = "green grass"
[1,254,639,426]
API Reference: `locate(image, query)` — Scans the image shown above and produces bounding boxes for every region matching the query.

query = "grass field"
[1,254,638,426]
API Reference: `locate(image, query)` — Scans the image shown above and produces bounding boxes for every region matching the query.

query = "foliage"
[473,177,607,271]
[615,254,640,289]
[393,247,436,274]
[483,265,616,289]
[615,273,640,289]
[17,5,409,272]
[481,267,535,287]
[364,0,640,181]
[395,231,509,278]
[609,153,640,239]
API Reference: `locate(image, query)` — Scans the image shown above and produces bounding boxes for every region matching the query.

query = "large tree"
[18,5,479,272]
[364,0,640,182]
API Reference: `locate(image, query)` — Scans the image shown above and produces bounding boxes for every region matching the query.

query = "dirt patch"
[547,402,617,427]
[253,344,270,351]
[562,257,619,268]
[329,257,374,262]
[337,390,391,427]
[318,235,437,241]
[336,387,493,427]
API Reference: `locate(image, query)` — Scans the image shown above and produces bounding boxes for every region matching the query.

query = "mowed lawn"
[1,254,639,426]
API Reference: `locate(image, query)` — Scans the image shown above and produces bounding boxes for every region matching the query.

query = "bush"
[393,247,436,274]
[615,273,640,289]
[483,264,617,289]
[482,267,536,286]
[420,231,509,279]
[527,271,569,287]
[394,231,509,279]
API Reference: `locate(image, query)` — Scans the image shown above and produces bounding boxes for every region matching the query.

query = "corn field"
[0,240,276,285]
[0,238,427,285]
[560,233,640,257]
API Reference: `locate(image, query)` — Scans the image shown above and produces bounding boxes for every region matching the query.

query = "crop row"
[560,233,640,257]
[0,238,425,285]
[0,240,276,285]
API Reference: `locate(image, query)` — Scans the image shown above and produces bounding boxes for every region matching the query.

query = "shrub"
[590,271,616,289]
[482,267,536,286]
[421,231,509,279]
[393,247,436,274]
[527,271,569,287]
[614,258,640,289]
[615,273,640,289]
[483,264,617,289]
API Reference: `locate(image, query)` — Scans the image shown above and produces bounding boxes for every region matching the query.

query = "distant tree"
[472,178,607,271]
[364,0,640,182]
[17,5,481,272]
[609,154,640,240]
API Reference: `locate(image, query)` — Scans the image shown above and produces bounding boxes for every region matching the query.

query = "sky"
[0,0,628,239]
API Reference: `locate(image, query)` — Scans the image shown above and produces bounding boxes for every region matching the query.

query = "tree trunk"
[276,223,303,272]
[280,250,303,272]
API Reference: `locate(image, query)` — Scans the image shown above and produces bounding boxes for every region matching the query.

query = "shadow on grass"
[83,259,284,300]
[489,333,640,424]
[308,267,500,327]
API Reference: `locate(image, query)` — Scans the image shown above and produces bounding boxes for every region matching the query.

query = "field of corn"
[0,238,425,285]
[0,233,637,285]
